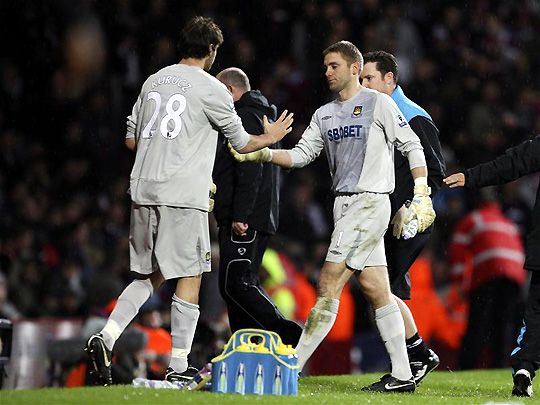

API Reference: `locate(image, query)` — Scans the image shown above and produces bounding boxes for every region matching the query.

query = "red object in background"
[64,363,86,387]
[134,324,172,376]
[448,202,526,292]
[406,256,466,351]
[307,283,355,375]
[41,243,60,268]
[292,271,317,323]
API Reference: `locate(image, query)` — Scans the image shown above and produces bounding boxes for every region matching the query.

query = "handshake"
[391,184,436,240]
[227,143,272,163]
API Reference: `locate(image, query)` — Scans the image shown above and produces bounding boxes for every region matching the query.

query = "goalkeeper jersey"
[126,64,249,210]
[287,87,423,194]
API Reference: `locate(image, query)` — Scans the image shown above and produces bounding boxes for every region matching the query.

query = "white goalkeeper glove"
[391,203,419,240]
[405,184,436,233]
[209,181,217,212]
[228,143,272,163]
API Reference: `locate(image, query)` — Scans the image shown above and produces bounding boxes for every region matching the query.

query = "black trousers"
[511,271,540,378]
[217,226,302,345]
[384,231,431,300]
[459,278,522,369]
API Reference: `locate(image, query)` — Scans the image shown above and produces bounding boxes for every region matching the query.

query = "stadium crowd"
[1,0,539,378]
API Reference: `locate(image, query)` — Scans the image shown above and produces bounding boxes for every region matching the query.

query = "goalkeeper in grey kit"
[233,41,435,392]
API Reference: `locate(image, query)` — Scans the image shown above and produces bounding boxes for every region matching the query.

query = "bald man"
[212,68,303,345]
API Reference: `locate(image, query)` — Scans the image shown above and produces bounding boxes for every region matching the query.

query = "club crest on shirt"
[397,114,408,127]
[351,105,363,118]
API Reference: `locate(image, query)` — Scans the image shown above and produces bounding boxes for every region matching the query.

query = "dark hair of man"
[363,51,399,83]
[178,16,224,59]
[323,41,363,70]
[219,68,251,92]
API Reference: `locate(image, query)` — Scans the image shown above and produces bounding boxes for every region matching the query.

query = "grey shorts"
[326,192,390,271]
[129,204,211,280]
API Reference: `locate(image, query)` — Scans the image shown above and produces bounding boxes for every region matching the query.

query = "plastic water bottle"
[234,362,246,394]
[272,365,282,395]
[217,361,228,393]
[402,200,419,240]
[275,343,299,395]
[254,363,264,395]
[184,363,212,391]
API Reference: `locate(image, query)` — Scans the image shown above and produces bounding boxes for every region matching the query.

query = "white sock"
[295,297,339,371]
[101,278,154,350]
[375,302,412,381]
[169,294,200,373]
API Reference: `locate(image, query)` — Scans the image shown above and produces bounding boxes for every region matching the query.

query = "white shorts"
[129,204,211,279]
[325,192,390,271]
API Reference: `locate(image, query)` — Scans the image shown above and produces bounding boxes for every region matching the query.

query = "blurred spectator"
[133,303,172,380]
[448,188,526,369]
[0,272,21,321]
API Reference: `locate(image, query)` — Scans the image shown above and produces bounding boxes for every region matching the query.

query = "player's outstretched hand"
[443,173,465,188]
[263,110,294,143]
[408,185,436,233]
[228,143,272,163]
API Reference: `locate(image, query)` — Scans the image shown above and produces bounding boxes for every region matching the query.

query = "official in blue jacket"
[362,51,446,385]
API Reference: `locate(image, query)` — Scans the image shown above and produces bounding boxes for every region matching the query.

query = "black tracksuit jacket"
[213,90,280,235]
[465,135,540,271]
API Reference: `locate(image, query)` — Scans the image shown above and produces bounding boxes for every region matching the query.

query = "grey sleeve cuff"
[228,129,250,151]
[407,148,427,170]
[287,148,313,168]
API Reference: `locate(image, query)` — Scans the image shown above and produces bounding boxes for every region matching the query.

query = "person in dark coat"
[213,67,302,345]
[362,50,446,384]
[444,134,540,397]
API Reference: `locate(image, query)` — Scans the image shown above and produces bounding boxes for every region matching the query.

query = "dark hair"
[363,51,399,83]
[323,41,363,69]
[178,16,224,59]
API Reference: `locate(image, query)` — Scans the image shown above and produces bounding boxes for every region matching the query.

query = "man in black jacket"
[361,51,446,384]
[213,67,302,345]
[445,135,540,397]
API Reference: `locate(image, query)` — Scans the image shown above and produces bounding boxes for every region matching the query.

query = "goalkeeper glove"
[209,181,217,212]
[391,202,419,240]
[405,184,436,233]
[228,143,272,163]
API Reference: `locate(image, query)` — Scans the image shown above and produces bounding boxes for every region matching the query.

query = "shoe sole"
[84,337,112,386]
[165,367,198,384]
[414,359,440,385]
[361,386,416,393]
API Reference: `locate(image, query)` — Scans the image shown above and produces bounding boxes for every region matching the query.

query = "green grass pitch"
[2,370,535,404]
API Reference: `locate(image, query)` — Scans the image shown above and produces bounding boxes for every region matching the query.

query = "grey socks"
[101,278,154,350]
[169,294,200,373]
[295,297,339,371]
[375,302,412,381]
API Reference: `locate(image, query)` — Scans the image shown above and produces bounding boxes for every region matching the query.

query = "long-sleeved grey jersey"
[126,64,250,210]
[287,87,424,194]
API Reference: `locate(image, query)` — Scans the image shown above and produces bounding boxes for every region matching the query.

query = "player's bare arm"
[237,110,294,153]
[443,173,465,187]
[411,166,428,180]
[228,143,294,168]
